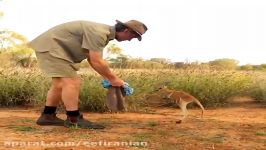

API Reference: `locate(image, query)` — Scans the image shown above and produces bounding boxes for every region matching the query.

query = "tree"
[108,54,130,68]
[150,58,171,64]
[0,30,36,67]
[12,45,36,67]
[0,30,28,51]
[239,64,254,71]
[105,42,130,68]
[106,43,123,54]
[105,42,123,63]
[208,58,239,70]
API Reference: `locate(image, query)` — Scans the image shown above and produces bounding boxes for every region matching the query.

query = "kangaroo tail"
[194,99,204,118]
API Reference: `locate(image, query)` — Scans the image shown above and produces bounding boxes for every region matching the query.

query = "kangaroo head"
[157,85,168,91]
[155,81,172,95]
[156,84,173,99]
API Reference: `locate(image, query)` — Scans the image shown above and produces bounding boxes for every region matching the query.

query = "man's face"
[116,28,140,41]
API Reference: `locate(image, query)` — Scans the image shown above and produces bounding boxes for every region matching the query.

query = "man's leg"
[61,77,105,129]
[42,78,63,114]
[36,77,65,126]
[61,77,81,111]
[46,77,63,106]
[34,52,104,129]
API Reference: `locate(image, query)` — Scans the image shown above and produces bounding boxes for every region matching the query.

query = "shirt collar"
[108,26,116,41]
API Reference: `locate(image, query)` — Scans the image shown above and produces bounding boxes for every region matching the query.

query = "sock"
[66,110,80,117]
[43,106,57,114]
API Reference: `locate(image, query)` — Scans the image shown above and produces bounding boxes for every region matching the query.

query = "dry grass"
[0,68,265,111]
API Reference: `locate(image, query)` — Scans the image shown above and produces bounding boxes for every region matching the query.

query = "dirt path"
[0,101,265,150]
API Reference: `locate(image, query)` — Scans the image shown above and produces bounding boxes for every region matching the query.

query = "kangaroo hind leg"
[178,99,189,121]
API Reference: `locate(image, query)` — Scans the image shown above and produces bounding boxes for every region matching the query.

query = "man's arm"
[83,49,124,87]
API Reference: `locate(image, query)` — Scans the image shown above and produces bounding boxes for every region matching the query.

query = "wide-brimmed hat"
[116,20,148,41]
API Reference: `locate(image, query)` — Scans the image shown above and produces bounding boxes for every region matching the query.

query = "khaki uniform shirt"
[29,21,115,63]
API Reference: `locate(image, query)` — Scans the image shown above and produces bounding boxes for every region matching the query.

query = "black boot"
[64,114,105,129]
[36,113,64,126]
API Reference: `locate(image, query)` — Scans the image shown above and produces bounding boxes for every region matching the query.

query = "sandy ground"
[0,99,265,150]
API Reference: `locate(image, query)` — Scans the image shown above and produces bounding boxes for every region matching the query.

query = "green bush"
[79,74,107,112]
[245,72,266,102]
[0,68,49,106]
[0,68,265,111]
[166,70,254,107]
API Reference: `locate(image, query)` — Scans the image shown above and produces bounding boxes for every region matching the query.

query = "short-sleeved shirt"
[29,21,115,63]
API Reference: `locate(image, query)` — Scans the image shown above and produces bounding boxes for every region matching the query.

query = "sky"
[0,0,266,65]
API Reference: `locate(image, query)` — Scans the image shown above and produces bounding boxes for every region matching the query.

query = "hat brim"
[116,20,142,41]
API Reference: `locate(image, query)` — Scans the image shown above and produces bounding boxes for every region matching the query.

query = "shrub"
[0,68,265,111]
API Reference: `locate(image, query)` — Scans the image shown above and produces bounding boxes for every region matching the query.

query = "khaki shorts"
[36,52,79,77]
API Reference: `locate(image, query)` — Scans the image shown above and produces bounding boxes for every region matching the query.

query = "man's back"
[29,21,114,63]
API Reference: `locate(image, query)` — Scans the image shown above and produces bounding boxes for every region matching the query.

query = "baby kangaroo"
[157,85,204,123]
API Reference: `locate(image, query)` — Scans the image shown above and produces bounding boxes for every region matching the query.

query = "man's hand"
[83,49,125,86]
[109,77,125,87]
[102,79,134,96]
